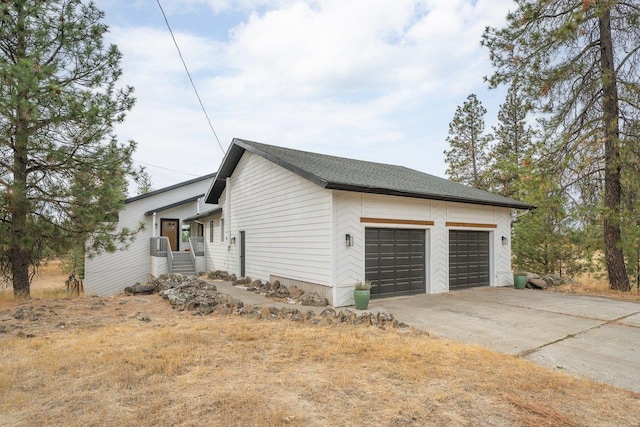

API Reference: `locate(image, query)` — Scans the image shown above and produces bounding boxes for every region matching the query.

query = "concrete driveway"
[370,287,640,393]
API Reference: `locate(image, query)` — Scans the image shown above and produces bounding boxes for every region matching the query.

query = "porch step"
[171,253,196,276]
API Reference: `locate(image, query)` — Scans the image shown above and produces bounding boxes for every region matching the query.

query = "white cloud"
[99,0,515,190]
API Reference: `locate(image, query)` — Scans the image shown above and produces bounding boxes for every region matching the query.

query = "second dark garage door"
[365,228,425,297]
[449,230,490,289]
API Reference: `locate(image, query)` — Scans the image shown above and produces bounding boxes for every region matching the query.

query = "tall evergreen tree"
[482,0,640,291]
[620,120,640,290]
[0,0,139,298]
[444,94,491,189]
[512,164,588,276]
[487,83,535,199]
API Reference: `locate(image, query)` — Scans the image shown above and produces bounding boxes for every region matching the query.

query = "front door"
[161,219,179,251]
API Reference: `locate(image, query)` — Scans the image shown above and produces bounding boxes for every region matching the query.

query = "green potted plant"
[353,280,372,310]
[513,272,527,290]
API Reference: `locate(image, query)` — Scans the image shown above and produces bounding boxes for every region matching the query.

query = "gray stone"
[338,309,357,323]
[319,306,337,318]
[355,312,373,326]
[527,278,547,289]
[299,292,328,307]
[288,285,305,299]
[274,287,290,298]
[377,310,395,324]
[542,274,564,287]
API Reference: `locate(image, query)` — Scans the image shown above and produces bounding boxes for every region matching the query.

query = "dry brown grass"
[555,274,640,301]
[1,295,639,427]
[0,259,70,301]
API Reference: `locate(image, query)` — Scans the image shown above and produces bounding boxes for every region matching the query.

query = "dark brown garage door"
[449,230,490,289]
[365,228,425,297]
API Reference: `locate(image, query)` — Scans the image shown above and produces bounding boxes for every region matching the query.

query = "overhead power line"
[156,0,226,155]
[134,159,201,177]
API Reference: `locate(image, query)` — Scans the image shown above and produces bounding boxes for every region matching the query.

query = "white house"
[200,139,534,307]
[86,138,534,306]
[84,173,217,296]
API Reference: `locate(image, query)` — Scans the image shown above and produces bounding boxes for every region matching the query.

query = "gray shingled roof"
[126,173,216,204]
[205,138,535,210]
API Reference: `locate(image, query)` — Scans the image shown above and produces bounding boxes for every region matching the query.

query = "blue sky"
[94,0,515,191]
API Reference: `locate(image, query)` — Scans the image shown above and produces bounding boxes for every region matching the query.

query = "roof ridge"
[207,139,535,210]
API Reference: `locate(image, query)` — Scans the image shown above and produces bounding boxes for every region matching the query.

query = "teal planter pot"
[354,289,371,310]
[514,274,527,289]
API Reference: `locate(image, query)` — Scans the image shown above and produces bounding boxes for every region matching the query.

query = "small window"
[209,221,214,243]
[181,224,191,243]
[220,219,225,242]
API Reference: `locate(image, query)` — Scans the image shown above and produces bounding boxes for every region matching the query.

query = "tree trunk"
[11,113,31,299]
[11,245,30,299]
[10,4,32,300]
[599,8,630,291]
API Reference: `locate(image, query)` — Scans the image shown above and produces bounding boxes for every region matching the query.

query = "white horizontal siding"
[363,194,432,221]
[226,152,333,286]
[446,202,497,224]
[84,177,214,296]
[151,255,169,277]
[203,217,231,273]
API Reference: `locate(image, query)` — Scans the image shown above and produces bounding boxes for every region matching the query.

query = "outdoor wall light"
[501,236,508,246]
[231,237,236,244]
[345,233,354,247]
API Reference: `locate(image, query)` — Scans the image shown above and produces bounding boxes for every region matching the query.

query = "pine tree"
[487,83,535,199]
[444,94,491,189]
[136,169,154,196]
[482,1,640,291]
[512,167,587,276]
[0,1,139,298]
[620,120,640,290]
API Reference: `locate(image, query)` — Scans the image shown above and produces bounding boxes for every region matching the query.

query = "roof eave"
[183,207,223,222]
[127,173,216,204]
[144,194,204,216]
[324,183,536,210]
[204,138,329,203]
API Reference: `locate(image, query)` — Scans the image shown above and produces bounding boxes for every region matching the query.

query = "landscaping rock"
[320,306,337,318]
[184,270,402,329]
[273,286,290,298]
[542,274,563,287]
[288,285,305,299]
[299,293,328,307]
[156,274,220,314]
[338,309,357,323]
[355,311,373,326]
[124,282,157,295]
[527,278,547,289]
